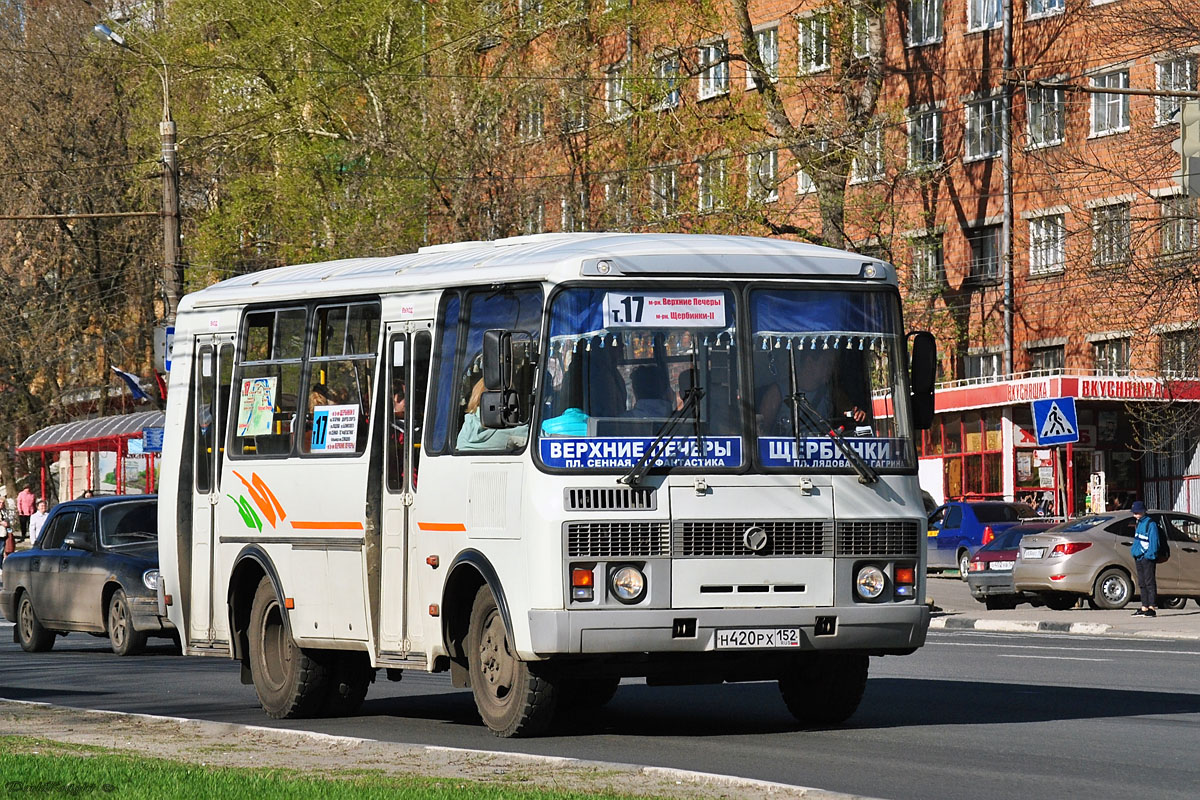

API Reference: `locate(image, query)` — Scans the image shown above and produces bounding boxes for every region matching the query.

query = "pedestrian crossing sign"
[1031,397,1080,446]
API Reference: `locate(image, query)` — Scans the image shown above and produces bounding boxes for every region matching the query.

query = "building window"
[522,195,545,235]
[1094,337,1130,376]
[1161,329,1200,377]
[561,84,588,133]
[1029,213,1066,275]
[965,96,1002,161]
[516,94,544,142]
[851,9,871,59]
[909,110,942,168]
[911,235,944,289]
[653,54,680,110]
[697,158,727,212]
[748,26,778,89]
[1091,70,1130,135]
[1162,195,1199,255]
[605,65,630,120]
[1092,203,1131,266]
[517,0,542,25]
[965,352,1001,379]
[1158,57,1197,124]
[798,14,831,74]
[561,189,587,232]
[697,40,729,100]
[748,150,779,203]
[968,0,1002,31]
[1027,85,1065,147]
[648,165,679,218]
[795,140,826,195]
[967,225,1001,283]
[909,0,942,45]
[1028,345,1064,374]
[1027,0,1064,18]
[851,127,885,183]
[604,176,631,228]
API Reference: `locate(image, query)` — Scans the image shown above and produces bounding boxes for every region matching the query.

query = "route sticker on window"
[604,292,727,328]
[759,437,909,469]
[311,404,360,452]
[236,376,277,437]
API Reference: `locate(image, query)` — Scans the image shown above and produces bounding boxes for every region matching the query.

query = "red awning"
[17,410,166,454]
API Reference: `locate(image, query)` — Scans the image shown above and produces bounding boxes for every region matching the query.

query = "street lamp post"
[95,23,183,324]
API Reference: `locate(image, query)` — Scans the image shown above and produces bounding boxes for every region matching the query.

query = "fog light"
[855,566,886,600]
[610,565,646,604]
[143,569,160,591]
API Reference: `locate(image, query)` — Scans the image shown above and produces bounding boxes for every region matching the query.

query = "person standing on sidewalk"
[1130,501,1160,617]
[16,485,35,541]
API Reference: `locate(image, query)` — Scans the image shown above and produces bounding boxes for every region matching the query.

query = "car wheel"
[16,592,55,653]
[467,586,558,738]
[1160,596,1187,610]
[1044,593,1077,611]
[779,653,869,727]
[247,577,329,719]
[958,551,971,581]
[108,589,149,656]
[1092,568,1133,610]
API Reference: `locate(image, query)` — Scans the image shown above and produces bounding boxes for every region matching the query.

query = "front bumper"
[528,604,928,656]
[129,595,174,633]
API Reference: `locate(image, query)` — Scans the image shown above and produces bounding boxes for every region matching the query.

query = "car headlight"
[609,565,646,604]
[143,569,160,592]
[855,565,886,600]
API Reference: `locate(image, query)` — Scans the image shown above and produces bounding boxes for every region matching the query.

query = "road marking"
[998,654,1112,662]
[928,638,1200,657]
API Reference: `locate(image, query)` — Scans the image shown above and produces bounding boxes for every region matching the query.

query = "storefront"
[919,374,1200,516]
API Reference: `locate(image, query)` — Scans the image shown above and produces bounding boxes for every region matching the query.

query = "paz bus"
[157,232,936,737]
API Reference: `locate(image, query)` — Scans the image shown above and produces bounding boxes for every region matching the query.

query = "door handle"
[60,558,69,569]
[30,558,39,569]
[1120,542,1131,547]
[1184,547,1199,553]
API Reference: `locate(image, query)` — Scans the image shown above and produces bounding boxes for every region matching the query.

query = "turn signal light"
[571,566,595,602]
[982,526,994,546]
[1051,542,1092,556]
[425,555,440,568]
[968,560,987,572]
[894,567,915,585]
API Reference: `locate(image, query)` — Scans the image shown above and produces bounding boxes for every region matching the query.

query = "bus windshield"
[750,288,914,471]
[538,287,742,471]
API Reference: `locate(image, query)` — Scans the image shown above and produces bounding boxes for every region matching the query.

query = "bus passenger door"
[189,336,235,646]
[378,324,432,656]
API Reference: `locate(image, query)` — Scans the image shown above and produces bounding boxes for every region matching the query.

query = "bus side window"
[410,331,431,489]
[232,308,306,458]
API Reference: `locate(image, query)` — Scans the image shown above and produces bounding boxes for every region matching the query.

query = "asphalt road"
[1,626,1198,800]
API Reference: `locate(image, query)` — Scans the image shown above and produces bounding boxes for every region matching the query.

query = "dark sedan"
[0,495,171,655]
[966,521,1058,609]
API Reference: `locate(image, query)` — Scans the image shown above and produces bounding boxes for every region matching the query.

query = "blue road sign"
[1031,397,1079,446]
[142,427,165,454]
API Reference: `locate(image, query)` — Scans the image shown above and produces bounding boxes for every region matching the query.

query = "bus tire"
[779,653,868,727]
[248,578,329,719]
[467,586,557,737]
[320,652,375,717]
[17,592,55,653]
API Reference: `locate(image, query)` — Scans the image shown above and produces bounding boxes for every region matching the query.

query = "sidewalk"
[926,574,1200,640]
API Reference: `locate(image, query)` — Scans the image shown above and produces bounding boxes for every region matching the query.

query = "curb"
[929,615,1200,640]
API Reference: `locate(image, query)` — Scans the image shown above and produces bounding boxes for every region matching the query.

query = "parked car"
[1013,510,1200,610]
[0,495,171,655]
[927,500,1039,578]
[966,521,1058,609]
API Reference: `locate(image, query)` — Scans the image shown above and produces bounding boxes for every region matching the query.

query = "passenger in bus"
[457,379,528,451]
[624,365,672,418]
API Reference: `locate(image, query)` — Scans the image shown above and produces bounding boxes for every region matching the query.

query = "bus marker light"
[284,597,295,609]
[428,604,440,617]
[164,594,173,606]
[426,555,440,568]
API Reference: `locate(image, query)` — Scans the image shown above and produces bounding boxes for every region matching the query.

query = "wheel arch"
[441,549,511,664]
[101,580,125,631]
[227,546,287,669]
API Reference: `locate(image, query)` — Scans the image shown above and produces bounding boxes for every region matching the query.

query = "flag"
[112,366,150,401]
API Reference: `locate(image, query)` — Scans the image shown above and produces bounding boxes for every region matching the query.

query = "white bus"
[158,233,936,737]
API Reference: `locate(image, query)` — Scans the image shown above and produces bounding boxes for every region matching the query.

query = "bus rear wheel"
[248,578,329,719]
[779,653,868,727]
[467,587,557,737]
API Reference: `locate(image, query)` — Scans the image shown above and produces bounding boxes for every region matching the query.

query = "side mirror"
[479,330,536,429]
[63,534,93,551]
[482,329,509,392]
[908,331,937,431]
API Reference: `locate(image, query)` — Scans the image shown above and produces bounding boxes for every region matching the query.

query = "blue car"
[927,500,1038,578]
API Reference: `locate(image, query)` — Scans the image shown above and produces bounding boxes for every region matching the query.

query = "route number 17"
[612,295,644,324]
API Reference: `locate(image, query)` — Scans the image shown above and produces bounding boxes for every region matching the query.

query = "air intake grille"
[837,520,921,556]
[673,520,833,557]
[566,521,670,557]
[564,487,657,512]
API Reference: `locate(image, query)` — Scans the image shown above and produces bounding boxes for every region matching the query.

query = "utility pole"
[1001,0,1014,378]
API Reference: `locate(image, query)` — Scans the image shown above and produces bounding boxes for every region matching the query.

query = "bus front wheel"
[779,653,868,726]
[248,578,329,719]
[466,587,557,737]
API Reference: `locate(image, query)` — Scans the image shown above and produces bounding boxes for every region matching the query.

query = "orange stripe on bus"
[417,522,467,532]
[290,520,365,531]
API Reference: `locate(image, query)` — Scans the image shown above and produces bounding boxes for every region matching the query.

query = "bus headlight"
[143,569,161,592]
[855,566,886,600]
[610,565,646,604]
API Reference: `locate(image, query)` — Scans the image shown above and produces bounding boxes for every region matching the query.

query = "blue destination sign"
[759,437,909,469]
[541,436,741,469]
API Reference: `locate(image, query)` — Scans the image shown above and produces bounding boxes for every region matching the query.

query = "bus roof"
[181,232,894,310]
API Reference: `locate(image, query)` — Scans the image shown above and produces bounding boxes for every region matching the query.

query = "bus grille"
[836,520,921,556]
[566,521,670,557]
[673,520,833,557]
[564,487,657,512]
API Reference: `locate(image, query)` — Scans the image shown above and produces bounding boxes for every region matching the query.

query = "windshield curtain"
[537,286,741,471]
[749,288,914,471]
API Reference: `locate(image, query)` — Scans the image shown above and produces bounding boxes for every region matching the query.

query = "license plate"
[715,628,801,649]
[927,529,938,537]
[1022,548,1045,559]
[990,560,1015,570]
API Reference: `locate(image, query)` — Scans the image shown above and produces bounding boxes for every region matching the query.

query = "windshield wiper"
[619,376,706,487]
[786,351,879,485]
